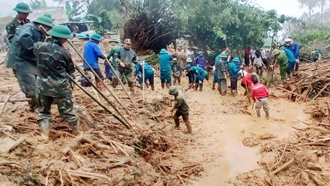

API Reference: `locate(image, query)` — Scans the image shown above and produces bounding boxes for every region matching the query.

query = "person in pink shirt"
[251,76,270,118]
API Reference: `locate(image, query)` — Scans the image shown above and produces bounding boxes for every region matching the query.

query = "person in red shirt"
[244,46,251,66]
[240,67,254,95]
[251,76,270,118]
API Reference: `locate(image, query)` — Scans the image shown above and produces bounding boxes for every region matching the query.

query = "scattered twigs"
[65,169,112,181]
[0,89,21,118]
[0,98,31,103]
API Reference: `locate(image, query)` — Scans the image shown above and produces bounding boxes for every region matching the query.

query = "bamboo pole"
[68,75,131,129]
[67,40,132,116]
[75,67,132,127]
[104,58,137,107]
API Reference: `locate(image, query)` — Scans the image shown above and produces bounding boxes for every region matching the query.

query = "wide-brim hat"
[33,16,54,28]
[90,34,102,41]
[169,86,178,95]
[185,64,192,69]
[160,48,167,54]
[186,58,192,63]
[47,25,73,39]
[13,2,32,13]
[219,52,227,58]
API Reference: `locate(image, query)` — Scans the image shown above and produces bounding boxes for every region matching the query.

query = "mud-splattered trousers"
[13,69,38,109]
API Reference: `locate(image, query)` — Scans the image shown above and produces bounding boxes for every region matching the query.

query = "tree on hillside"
[86,9,112,34]
[64,1,88,21]
[30,0,47,10]
[298,0,319,24]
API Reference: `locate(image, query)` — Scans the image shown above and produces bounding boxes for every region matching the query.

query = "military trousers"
[13,69,38,109]
[38,94,77,126]
[114,67,133,87]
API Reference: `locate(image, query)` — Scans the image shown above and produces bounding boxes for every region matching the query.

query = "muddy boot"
[194,84,198,91]
[256,110,261,117]
[112,78,118,88]
[28,99,38,112]
[212,82,215,90]
[174,119,180,129]
[173,78,176,85]
[199,84,203,92]
[166,83,170,89]
[265,111,269,118]
[69,120,80,136]
[185,122,192,134]
[178,77,181,85]
[151,84,155,91]
[39,119,50,139]
[161,83,165,89]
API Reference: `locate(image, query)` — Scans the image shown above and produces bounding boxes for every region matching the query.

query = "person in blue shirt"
[83,33,106,90]
[134,61,155,91]
[185,58,195,89]
[158,48,173,89]
[185,64,209,92]
[228,57,242,95]
[284,38,300,75]
[280,46,296,79]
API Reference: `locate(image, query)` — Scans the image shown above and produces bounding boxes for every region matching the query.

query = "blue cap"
[185,64,191,69]
[90,34,102,41]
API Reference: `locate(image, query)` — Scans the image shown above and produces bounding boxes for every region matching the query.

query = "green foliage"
[86,9,112,34]
[30,0,47,10]
[64,0,87,21]
[145,54,159,66]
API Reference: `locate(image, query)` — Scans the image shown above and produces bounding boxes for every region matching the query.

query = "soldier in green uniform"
[6,16,54,111]
[34,25,78,137]
[6,2,33,44]
[169,86,192,134]
[113,39,138,92]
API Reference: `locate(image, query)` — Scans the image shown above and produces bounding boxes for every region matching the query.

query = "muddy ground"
[0,50,329,186]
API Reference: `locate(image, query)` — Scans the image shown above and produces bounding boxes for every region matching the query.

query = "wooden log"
[0,98,31,103]
[8,137,25,153]
[272,158,295,175]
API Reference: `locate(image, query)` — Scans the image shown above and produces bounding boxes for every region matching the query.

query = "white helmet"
[284,38,292,43]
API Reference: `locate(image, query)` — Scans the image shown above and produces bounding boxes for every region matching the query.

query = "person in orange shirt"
[251,75,270,118]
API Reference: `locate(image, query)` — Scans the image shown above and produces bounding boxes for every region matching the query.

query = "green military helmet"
[109,38,119,43]
[169,86,178,95]
[43,13,54,21]
[47,25,73,39]
[13,2,33,13]
[33,16,54,28]
[124,38,132,44]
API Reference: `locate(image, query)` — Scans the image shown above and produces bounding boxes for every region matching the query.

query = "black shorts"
[85,68,105,80]
[230,77,238,90]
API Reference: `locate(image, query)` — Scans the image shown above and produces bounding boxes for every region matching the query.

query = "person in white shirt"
[253,50,264,76]
[186,47,194,60]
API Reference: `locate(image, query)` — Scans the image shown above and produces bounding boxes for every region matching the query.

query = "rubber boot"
[174,119,180,129]
[28,99,38,112]
[256,110,261,117]
[185,122,192,134]
[151,84,155,91]
[194,84,198,91]
[199,84,203,92]
[39,119,50,138]
[161,83,165,89]
[69,120,80,136]
[212,82,215,90]
[265,111,269,118]
[112,78,118,88]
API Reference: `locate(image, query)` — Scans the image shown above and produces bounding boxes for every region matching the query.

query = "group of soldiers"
[5,2,78,137]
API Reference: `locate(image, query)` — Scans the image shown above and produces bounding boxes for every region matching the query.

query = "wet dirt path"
[182,85,308,185]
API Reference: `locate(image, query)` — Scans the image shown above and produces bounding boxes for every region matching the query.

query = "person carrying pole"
[271,49,289,84]
[113,39,138,92]
[83,33,106,91]
[34,25,78,137]
[6,16,54,112]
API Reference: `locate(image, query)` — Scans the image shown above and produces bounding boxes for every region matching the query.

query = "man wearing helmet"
[34,25,79,137]
[284,38,300,75]
[7,16,54,112]
[6,2,33,44]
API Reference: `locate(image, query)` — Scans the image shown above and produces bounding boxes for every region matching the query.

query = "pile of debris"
[234,118,330,186]
[280,61,330,102]
[0,88,203,185]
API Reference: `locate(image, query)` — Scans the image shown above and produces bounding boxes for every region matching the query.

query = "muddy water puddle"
[191,98,309,186]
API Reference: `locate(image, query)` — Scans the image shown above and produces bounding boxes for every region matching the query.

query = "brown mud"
[0,50,328,186]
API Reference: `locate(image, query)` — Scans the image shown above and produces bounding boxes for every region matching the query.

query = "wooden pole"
[68,75,131,129]
[75,67,132,127]
[142,61,145,104]
[67,40,132,115]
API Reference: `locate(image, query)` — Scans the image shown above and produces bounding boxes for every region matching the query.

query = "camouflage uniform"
[106,44,127,83]
[6,16,30,44]
[6,22,46,110]
[169,86,192,133]
[113,46,137,89]
[34,38,77,129]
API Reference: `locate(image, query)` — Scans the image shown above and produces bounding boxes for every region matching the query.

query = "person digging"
[169,86,192,134]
